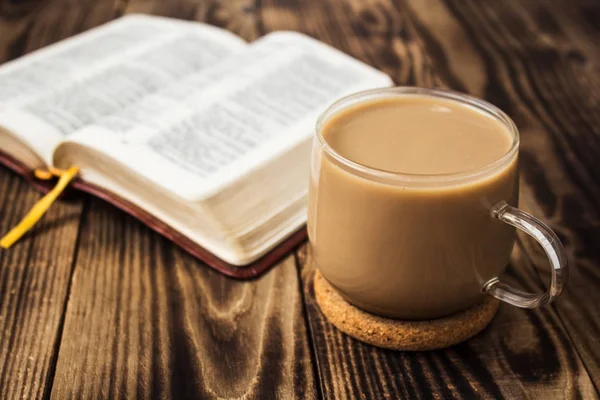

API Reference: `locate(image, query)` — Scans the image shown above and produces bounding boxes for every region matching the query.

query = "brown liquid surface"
[323,96,512,174]
[308,94,519,319]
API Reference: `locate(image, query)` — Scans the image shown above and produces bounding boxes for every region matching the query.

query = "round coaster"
[314,270,499,351]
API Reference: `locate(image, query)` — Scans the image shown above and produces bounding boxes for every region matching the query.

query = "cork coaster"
[314,270,499,351]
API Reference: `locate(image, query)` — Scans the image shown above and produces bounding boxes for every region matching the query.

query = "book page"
[60,32,393,200]
[0,14,246,165]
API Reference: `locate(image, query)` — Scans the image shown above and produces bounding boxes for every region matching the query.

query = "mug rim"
[315,86,520,186]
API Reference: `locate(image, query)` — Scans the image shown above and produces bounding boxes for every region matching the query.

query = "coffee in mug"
[308,87,567,320]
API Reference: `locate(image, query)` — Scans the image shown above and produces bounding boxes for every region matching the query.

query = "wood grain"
[404,0,600,390]
[0,0,124,61]
[0,169,82,400]
[0,0,107,398]
[125,0,261,41]
[291,0,600,398]
[300,244,598,399]
[50,198,317,399]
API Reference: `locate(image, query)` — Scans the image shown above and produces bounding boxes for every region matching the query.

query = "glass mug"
[307,87,568,320]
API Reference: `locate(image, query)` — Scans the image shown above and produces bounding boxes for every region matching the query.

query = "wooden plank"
[404,0,600,389]
[291,0,600,397]
[0,0,125,58]
[0,0,120,397]
[0,167,83,400]
[50,199,317,399]
[300,242,597,399]
[125,0,262,41]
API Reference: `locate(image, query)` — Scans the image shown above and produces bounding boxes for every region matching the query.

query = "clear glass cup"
[307,87,568,320]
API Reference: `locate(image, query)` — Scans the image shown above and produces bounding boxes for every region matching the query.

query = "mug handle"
[483,201,569,308]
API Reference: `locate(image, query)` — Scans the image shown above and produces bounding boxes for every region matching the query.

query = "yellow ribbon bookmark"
[0,166,79,249]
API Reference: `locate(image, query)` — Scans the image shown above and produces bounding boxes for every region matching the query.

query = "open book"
[0,15,392,277]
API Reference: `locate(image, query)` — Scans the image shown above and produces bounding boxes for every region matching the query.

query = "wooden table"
[1,0,599,398]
